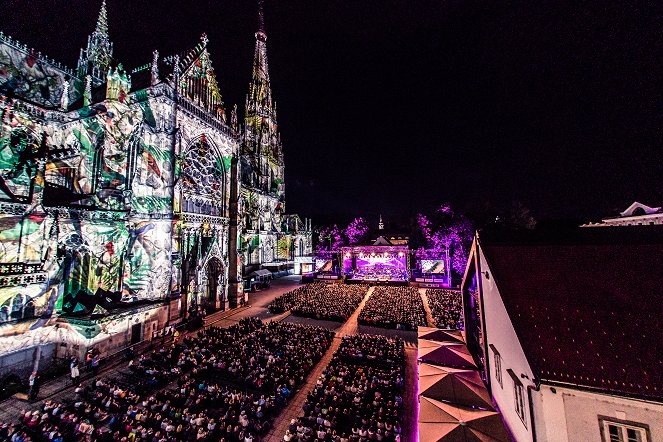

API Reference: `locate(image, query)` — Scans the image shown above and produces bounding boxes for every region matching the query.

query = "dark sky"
[3,0,663,225]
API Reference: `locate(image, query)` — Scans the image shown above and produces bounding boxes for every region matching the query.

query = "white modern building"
[583,201,663,227]
[461,226,663,442]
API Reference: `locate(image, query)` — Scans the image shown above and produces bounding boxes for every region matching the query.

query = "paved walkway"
[265,287,375,442]
[419,287,436,327]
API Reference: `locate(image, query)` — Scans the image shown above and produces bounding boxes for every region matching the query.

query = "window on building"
[489,344,503,388]
[599,417,650,442]
[507,369,526,426]
[514,382,525,423]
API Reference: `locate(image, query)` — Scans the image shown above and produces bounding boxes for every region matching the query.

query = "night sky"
[2,0,663,225]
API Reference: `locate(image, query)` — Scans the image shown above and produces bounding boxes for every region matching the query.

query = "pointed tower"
[243,0,284,197]
[77,0,114,83]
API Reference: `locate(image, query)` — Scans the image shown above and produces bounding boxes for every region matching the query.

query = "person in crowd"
[28,371,40,400]
[70,356,80,386]
[91,354,101,377]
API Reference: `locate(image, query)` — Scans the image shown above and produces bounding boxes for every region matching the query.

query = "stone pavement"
[419,287,436,327]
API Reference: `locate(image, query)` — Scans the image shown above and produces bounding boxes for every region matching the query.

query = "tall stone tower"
[77,0,114,83]
[242,0,285,202]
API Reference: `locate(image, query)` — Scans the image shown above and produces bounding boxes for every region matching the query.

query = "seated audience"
[426,289,463,329]
[269,283,367,322]
[358,286,426,330]
[4,317,334,442]
[288,334,405,442]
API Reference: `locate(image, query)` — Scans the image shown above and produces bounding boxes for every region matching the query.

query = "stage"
[310,245,451,287]
[340,245,410,286]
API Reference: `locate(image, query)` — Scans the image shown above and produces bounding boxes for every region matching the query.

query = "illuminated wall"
[0,39,79,109]
[0,0,306,361]
[0,26,239,357]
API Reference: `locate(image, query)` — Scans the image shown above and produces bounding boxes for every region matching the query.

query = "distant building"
[370,215,410,246]
[583,201,663,227]
[462,226,663,442]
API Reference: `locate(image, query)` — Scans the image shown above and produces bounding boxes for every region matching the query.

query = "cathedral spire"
[247,0,272,118]
[95,0,109,37]
[78,0,114,82]
[257,0,266,36]
[242,0,284,197]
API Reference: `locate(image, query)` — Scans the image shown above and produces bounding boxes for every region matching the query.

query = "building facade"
[462,227,663,442]
[582,201,663,227]
[0,1,309,375]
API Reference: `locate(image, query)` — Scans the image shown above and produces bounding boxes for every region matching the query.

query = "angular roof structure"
[477,225,663,401]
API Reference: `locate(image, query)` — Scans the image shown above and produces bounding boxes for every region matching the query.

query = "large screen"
[421,259,445,274]
[316,259,333,272]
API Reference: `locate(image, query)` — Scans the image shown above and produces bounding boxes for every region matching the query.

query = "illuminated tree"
[415,204,474,279]
[316,224,345,252]
[345,217,369,245]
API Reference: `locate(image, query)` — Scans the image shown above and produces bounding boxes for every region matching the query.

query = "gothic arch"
[202,256,226,311]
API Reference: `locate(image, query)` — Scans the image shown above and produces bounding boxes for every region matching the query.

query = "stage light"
[371,252,376,257]
[345,253,351,258]
[398,252,404,257]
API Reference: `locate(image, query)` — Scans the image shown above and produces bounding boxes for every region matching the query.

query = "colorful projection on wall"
[276,235,291,260]
[0,39,76,108]
[180,136,231,216]
[0,83,174,326]
[421,259,446,274]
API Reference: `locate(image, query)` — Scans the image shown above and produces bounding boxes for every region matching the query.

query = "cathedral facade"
[0,1,310,370]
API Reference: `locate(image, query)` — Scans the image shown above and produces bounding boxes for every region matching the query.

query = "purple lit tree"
[316,224,345,253]
[415,204,474,280]
[345,217,369,245]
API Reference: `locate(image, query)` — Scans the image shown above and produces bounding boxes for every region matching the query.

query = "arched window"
[181,137,227,215]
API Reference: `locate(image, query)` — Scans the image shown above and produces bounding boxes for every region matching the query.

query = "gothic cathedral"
[0,1,311,363]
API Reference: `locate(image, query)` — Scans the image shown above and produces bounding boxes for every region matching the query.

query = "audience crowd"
[425,289,463,329]
[269,283,367,322]
[358,287,425,330]
[4,318,334,442]
[284,334,405,442]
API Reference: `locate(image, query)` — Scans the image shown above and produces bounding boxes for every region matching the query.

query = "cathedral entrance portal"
[204,257,225,312]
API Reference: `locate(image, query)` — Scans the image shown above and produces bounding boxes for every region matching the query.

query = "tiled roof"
[479,226,663,401]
